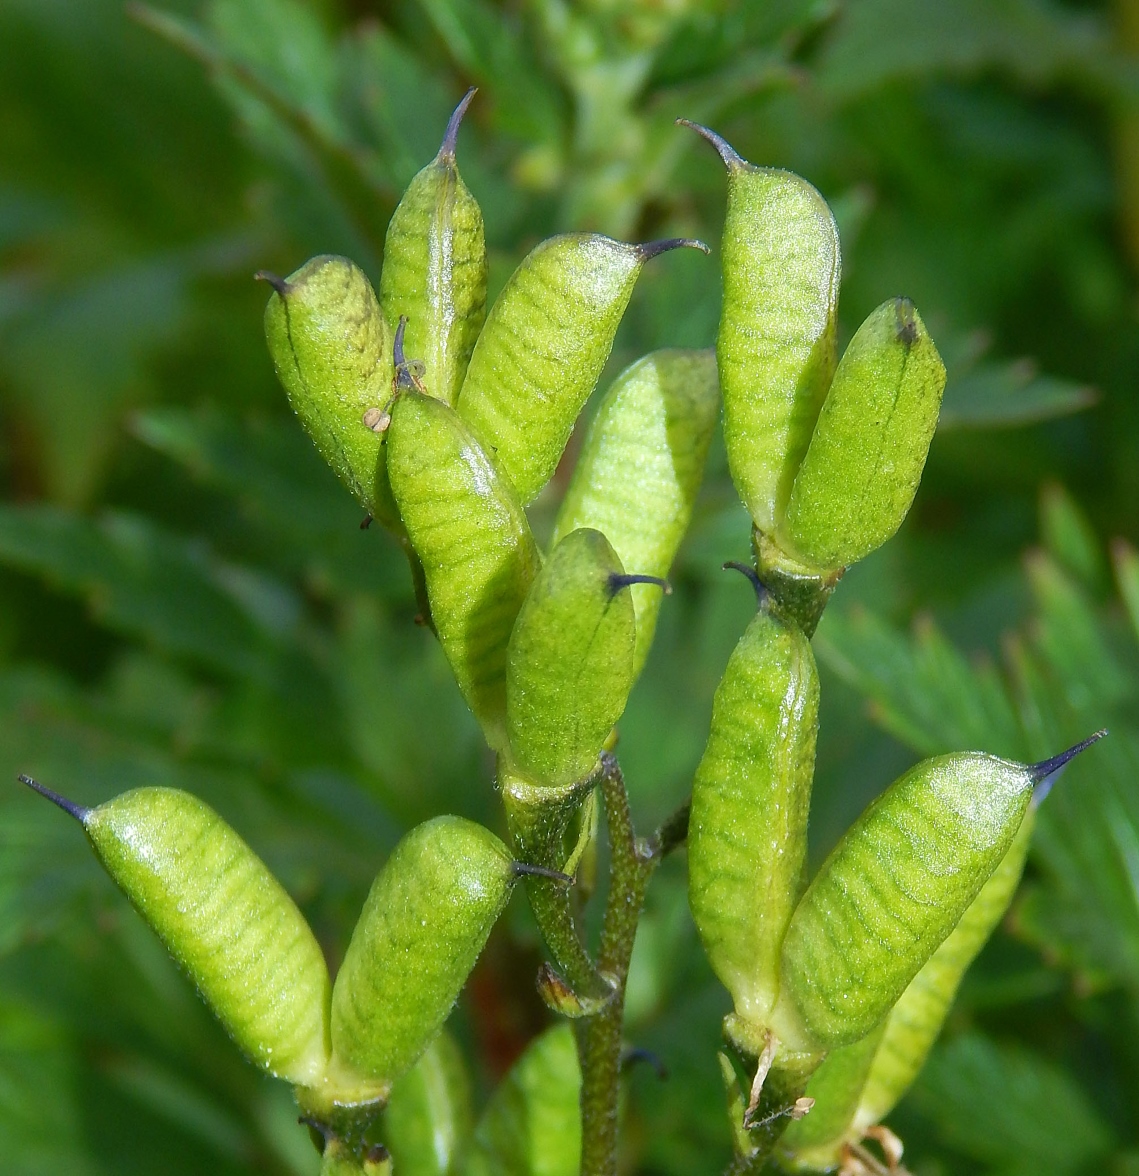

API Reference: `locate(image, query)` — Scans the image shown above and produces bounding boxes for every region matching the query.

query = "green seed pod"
[777,736,1101,1051]
[688,572,819,1050]
[552,349,719,677]
[19,778,330,1087]
[780,298,947,571]
[260,256,397,526]
[457,234,708,504]
[330,816,514,1097]
[851,806,1036,1136]
[681,121,839,535]
[380,90,487,408]
[507,528,664,788]
[464,1024,581,1176]
[386,391,541,750]
[383,1031,473,1176]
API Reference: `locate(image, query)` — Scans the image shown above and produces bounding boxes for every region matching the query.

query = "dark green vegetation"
[2,1,1139,1173]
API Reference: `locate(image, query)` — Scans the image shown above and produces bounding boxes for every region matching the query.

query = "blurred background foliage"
[2,0,1139,1172]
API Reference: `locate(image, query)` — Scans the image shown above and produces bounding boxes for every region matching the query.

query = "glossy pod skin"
[386,391,541,750]
[330,816,514,1097]
[382,1031,473,1176]
[506,528,645,789]
[552,349,719,678]
[380,90,487,408]
[457,233,706,504]
[464,1023,581,1176]
[261,255,397,526]
[780,298,947,571]
[24,781,332,1088]
[688,592,819,1049]
[777,751,1051,1051]
[682,122,839,536]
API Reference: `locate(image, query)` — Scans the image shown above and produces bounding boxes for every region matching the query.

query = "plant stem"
[576,754,657,1176]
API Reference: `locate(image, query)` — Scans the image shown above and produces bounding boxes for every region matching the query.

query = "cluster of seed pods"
[18,91,1105,1176]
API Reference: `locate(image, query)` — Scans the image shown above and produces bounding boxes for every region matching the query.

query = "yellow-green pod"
[506,528,663,789]
[551,349,719,678]
[777,737,1100,1051]
[457,234,707,504]
[260,256,397,526]
[682,121,839,535]
[330,817,515,1099]
[852,806,1035,1135]
[780,299,947,571]
[380,90,487,407]
[687,580,819,1052]
[386,391,541,750]
[20,778,330,1088]
[383,1031,473,1176]
[464,1024,581,1176]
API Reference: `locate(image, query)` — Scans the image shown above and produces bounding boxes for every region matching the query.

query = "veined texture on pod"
[780,298,947,571]
[687,597,819,1042]
[778,752,1044,1050]
[53,784,331,1087]
[457,233,706,504]
[330,816,514,1094]
[261,255,397,526]
[380,89,487,407]
[464,1023,581,1176]
[552,349,719,678]
[386,391,541,750]
[681,121,839,536]
[506,528,645,789]
[382,1031,473,1176]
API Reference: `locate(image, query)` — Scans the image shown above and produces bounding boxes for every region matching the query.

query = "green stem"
[576,754,656,1176]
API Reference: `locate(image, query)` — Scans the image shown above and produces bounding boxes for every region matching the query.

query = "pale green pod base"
[85,788,331,1087]
[552,349,719,677]
[688,605,819,1033]
[780,299,947,571]
[263,256,397,526]
[716,158,840,533]
[506,528,636,788]
[330,816,514,1090]
[852,806,1036,1135]
[457,234,645,504]
[387,392,541,750]
[380,149,487,407]
[778,1023,886,1165]
[464,1024,581,1176]
[779,753,1035,1051]
[383,1031,473,1176]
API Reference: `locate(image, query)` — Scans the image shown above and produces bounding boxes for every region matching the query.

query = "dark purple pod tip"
[1030,728,1107,792]
[438,87,477,163]
[253,270,290,297]
[676,119,747,170]
[637,237,710,261]
[512,861,574,886]
[17,774,89,823]
[608,572,671,598]
[723,561,769,605]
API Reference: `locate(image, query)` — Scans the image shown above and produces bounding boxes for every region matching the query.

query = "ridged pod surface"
[262,255,396,525]
[465,1023,581,1176]
[688,602,819,1042]
[84,787,331,1087]
[779,753,1036,1050]
[383,1031,473,1176]
[685,123,839,534]
[506,528,637,788]
[380,90,487,407]
[552,349,719,677]
[387,391,541,750]
[781,298,946,571]
[330,817,514,1093]
[457,234,692,504]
